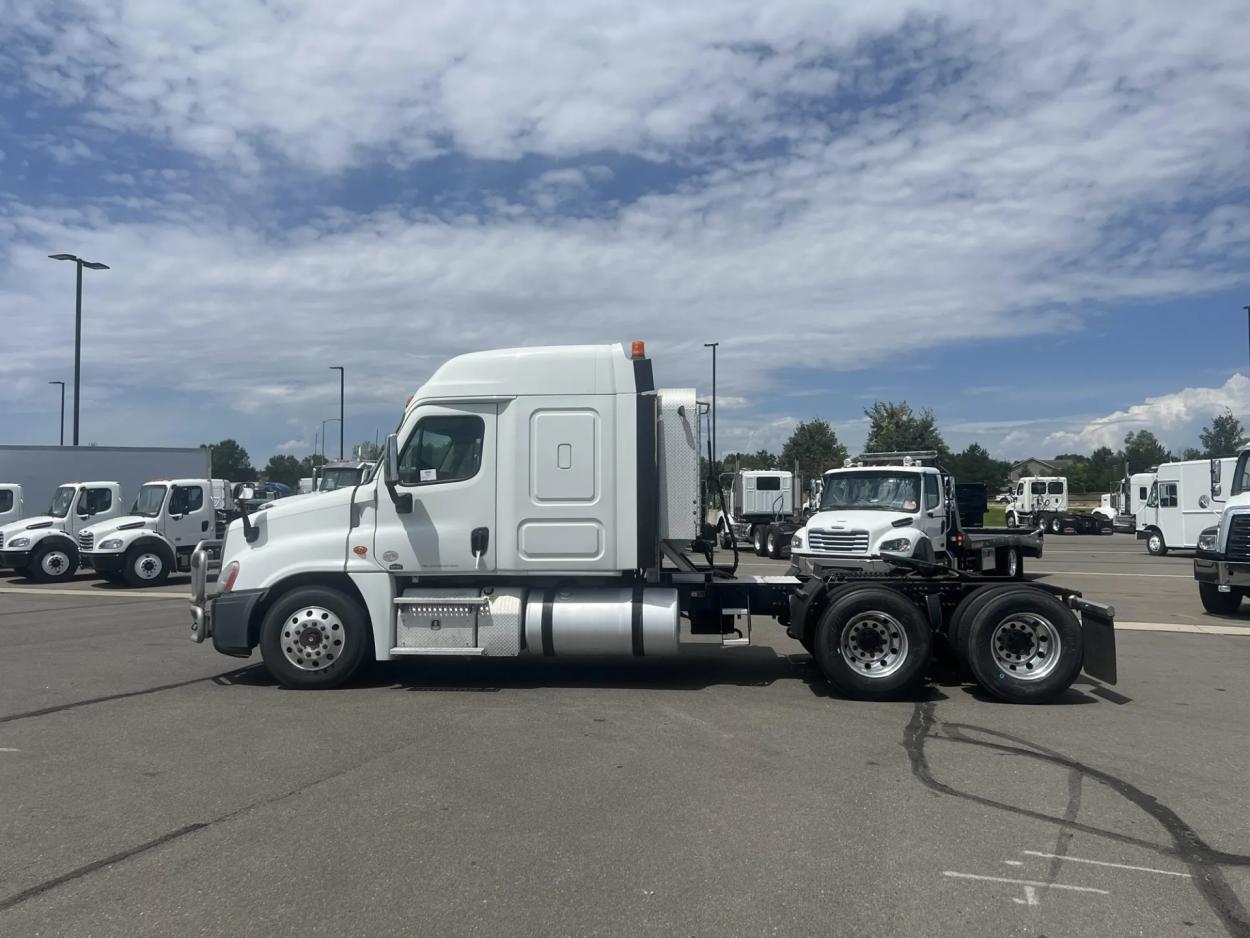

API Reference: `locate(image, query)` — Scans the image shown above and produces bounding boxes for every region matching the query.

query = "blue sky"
[3,1,1249,466]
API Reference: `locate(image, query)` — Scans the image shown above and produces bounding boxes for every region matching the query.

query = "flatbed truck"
[189,342,1116,703]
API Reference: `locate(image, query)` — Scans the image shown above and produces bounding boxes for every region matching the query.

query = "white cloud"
[1044,375,1250,453]
[2,2,1250,457]
[274,438,311,455]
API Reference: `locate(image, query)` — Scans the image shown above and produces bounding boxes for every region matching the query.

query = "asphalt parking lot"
[1,535,1249,936]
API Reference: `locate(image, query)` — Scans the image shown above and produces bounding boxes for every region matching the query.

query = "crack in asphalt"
[904,701,1250,937]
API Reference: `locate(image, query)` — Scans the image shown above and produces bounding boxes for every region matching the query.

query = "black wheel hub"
[1002,630,1034,656]
[857,629,885,655]
[298,628,324,650]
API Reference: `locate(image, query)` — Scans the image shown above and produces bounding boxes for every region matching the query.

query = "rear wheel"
[965,590,1083,703]
[766,529,784,559]
[260,587,370,689]
[995,547,1021,579]
[1050,516,1063,534]
[719,529,734,550]
[1146,530,1168,556]
[813,588,932,700]
[1198,582,1242,615]
[29,542,79,583]
[752,526,766,556]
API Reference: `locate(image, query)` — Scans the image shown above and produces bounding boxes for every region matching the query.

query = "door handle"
[471,527,489,569]
[201,520,210,532]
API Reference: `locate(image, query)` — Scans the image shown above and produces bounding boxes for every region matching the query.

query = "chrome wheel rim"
[990,613,1060,681]
[1007,550,1018,577]
[1149,534,1161,553]
[840,612,908,678]
[1006,513,1016,528]
[754,529,764,550]
[134,552,163,580]
[41,550,71,576]
[282,606,345,672]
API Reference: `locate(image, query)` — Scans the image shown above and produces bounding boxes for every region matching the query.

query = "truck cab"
[0,484,22,529]
[1005,476,1067,530]
[0,482,123,581]
[79,479,215,586]
[1192,447,1250,612]
[789,454,948,571]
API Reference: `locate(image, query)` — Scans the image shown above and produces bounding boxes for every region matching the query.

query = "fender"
[33,531,79,558]
[126,534,176,564]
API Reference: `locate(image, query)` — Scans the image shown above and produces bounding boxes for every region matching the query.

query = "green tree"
[1199,409,1246,458]
[205,439,255,481]
[1054,453,1090,492]
[299,453,328,476]
[863,401,949,458]
[779,419,848,481]
[1086,446,1122,491]
[946,443,1011,491]
[263,454,303,488]
[1123,430,1171,474]
[722,449,777,471]
[1180,447,1203,461]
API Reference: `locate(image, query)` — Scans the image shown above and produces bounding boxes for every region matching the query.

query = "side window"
[1161,483,1178,509]
[82,487,113,515]
[171,485,204,514]
[1047,481,1064,495]
[924,474,940,510]
[1030,481,1046,495]
[1139,486,1147,501]
[1016,482,1024,496]
[1146,482,1158,508]
[756,476,781,491]
[398,415,485,485]
[0,491,11,513]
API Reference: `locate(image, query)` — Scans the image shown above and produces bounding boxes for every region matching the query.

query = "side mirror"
[384,433,400,485]
[1211,457,1222,485]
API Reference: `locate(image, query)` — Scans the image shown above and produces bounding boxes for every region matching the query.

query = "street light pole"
[1243,305,1249,380]
[48,381,65,446]
[703,342,719,467]
[48,254,109,446]
[330,365,344,460]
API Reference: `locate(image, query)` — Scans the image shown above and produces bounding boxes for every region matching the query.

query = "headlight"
[879,537,912,553]
[1197,529,1218,552]
[791,532,805,549]
[98,539,124,551]
[8,537,30,549]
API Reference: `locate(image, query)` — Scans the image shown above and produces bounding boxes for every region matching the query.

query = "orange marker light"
[353,545,368,556]
[631,339,646,359]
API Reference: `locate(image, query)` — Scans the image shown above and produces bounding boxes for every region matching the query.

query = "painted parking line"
[1031,570,1190,579]
[1020,851,1190,878]
[0,586,187,600]
[1115,621,1250,635]
[942,871,1108,895]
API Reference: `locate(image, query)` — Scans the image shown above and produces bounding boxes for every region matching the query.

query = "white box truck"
[188,342,1116,704]
[1136,457,1235,555]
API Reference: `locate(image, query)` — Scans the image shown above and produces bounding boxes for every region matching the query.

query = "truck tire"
[1034,513,1047,531]
[260,587,370,689]
[813,587,931,700]
[29,541,79,583]
[948,585,1034,664]
[766,528,784,559]
[719,529,734,550]
[1049,516,1063,535]
[1198,582,1242,615]
[752,526,766,556]
[1146,530,1168,556]
[995,547,1021,579]
[122,544,173,587]
[1005,511,1018,529]
[964,590,1083,703]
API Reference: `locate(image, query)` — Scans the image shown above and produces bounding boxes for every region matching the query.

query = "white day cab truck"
[0,482,125,581]
[77,479,218,586]
[188,343,1117,703]
[1191,448,1250,613]
[712,469,797,556]
[771,453,1043,577]
[1005,476,1113,535]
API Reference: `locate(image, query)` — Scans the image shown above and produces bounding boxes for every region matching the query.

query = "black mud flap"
[1078,601,1117,685]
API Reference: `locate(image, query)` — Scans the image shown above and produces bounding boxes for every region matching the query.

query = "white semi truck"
[78,479,217,586]
[712,469,796,554]
[0,482,125,581]
[188,342,1116,703]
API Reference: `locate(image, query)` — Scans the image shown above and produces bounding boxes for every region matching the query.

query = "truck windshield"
[820,472,921,512]
[318,467,363,491]
[47,486,78,518]
[1232,453,1250,496]
[133,484,168,518]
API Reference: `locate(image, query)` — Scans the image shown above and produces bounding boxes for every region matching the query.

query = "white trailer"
[0,445,210,518]
[1136,458,1235,555]
[187,342,1117,705]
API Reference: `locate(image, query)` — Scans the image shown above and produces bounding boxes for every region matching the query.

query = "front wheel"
[1005,512,1018,529]
[29,542,79,583]
[813,587,932,700]
[1198,582,1242,615]
[260,587,370,689]
[122,545,172,587]
[965,590,1083,703]
[1050,516,1063,535]
[1146,530,1168,556]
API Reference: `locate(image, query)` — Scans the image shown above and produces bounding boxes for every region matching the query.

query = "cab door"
[922,473,946,554]
[373,403,497,575]
[166,483,214,548]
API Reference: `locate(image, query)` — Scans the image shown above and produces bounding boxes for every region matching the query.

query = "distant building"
[1008,457,1077,483]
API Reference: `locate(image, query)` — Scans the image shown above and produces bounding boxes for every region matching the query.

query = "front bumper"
[791,552,892,577]
[0,549,32,568]
[1193,555,1250,587]
[80,551,124,573]
[189,539,263,657]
